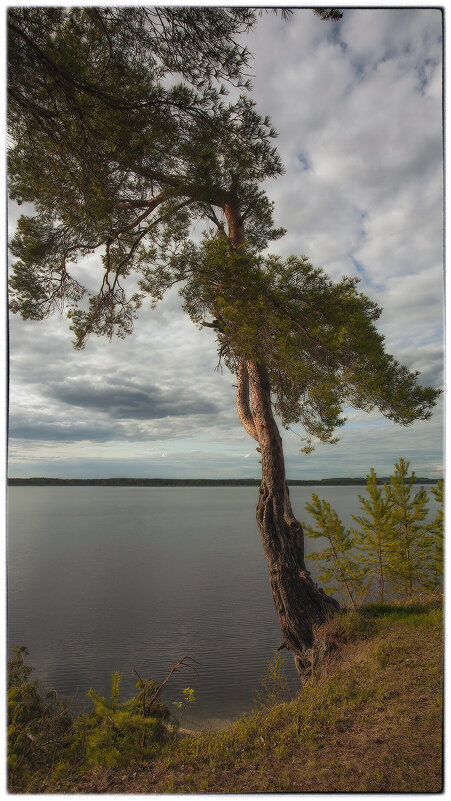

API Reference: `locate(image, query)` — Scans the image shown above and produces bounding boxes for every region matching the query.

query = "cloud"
[9,418,119,443]
[48,377,218,420]
[7,8,444,479]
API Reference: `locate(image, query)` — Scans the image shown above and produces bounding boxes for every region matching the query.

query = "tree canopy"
[8,6,439,451]
[9,6,284,335]
[170,233,438,442]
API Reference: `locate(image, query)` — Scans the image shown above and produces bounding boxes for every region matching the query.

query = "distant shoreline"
[7,476,439,487]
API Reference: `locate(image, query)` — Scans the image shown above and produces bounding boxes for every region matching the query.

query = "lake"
[7,484,437,728]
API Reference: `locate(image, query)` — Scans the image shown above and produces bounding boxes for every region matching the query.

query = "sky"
[7,5,444,480]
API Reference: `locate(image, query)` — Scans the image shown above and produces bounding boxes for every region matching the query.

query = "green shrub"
[8,646,175,788]
[254,650,289,708]
[73,671,171,769]
[8,646,74,791]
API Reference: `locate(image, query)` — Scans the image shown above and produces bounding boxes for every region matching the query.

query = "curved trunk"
[239,360,339,677]
[226,194,338,677]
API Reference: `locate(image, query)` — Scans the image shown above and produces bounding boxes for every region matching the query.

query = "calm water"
[7,485,437,728]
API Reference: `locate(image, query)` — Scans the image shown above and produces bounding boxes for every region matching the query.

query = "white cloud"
[8,8,444,479]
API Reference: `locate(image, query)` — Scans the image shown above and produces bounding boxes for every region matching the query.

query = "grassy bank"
[29,595,442,794]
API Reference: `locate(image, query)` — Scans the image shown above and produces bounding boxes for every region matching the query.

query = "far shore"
[8,476,439,487]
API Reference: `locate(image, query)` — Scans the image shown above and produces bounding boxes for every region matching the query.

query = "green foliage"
[351,468,392,601]
[306,461,443,604]
[8,648,174,790]
[427,479,444,588]
[314,9,344,21]
[8,7,283,346]
[304,494,369,607]
[182,686,196,704]
[9,598,443,793]
[166,232,438,443]
[171,687,197,732]
[254,651,290,709]
[384,458,431,597]
[75,671,170,769]
[8,646,74,791]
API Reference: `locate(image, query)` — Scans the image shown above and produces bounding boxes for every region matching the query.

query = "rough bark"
[242,360,339,676]
[226,197,338,678]
[236,361,259,442]
[224,201,245,248]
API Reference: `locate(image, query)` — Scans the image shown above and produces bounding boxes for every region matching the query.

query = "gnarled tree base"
[256,481,339,678]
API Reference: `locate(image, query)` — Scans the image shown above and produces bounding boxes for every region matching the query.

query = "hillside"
[50,597,443,794]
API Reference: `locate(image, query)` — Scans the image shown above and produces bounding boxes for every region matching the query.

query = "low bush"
[72,671,170,770]
[8,646,74,791]
[7,647,173,791]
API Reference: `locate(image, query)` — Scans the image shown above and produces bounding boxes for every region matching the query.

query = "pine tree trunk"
[377,541,384,602]
[225,195,338,678]
[403,514,412,599]
[328,537,357,609]
[238,360,339,677]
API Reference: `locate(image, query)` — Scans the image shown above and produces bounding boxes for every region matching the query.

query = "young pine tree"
[8,646,73,791]
[304,495,369,609]
[385,458,430,598]
[425,479,444,589]
[351,468,392,602]
[78,671,169,769]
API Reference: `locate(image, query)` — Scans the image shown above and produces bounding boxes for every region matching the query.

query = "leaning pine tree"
[8,8,440,676]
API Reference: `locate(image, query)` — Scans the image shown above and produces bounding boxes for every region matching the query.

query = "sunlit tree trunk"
[226,199,339,677]
[237,360,339,676]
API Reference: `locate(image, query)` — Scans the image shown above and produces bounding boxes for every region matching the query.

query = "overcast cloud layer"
[8,7,444,480]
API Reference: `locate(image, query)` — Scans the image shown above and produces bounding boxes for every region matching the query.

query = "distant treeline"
[8,476,439,487]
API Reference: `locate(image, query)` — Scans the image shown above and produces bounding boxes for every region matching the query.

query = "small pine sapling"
[254,650,289,709]
[304,494,369,609]
[425,479,444,589]
[171,687,197,732]
[351,468,392,602]
[79,671,169,768]
[384,458,430,598]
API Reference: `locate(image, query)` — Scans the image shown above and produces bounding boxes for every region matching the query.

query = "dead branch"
[144,655,199,714]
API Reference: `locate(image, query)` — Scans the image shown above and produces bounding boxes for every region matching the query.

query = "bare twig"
[137,656,199,715]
